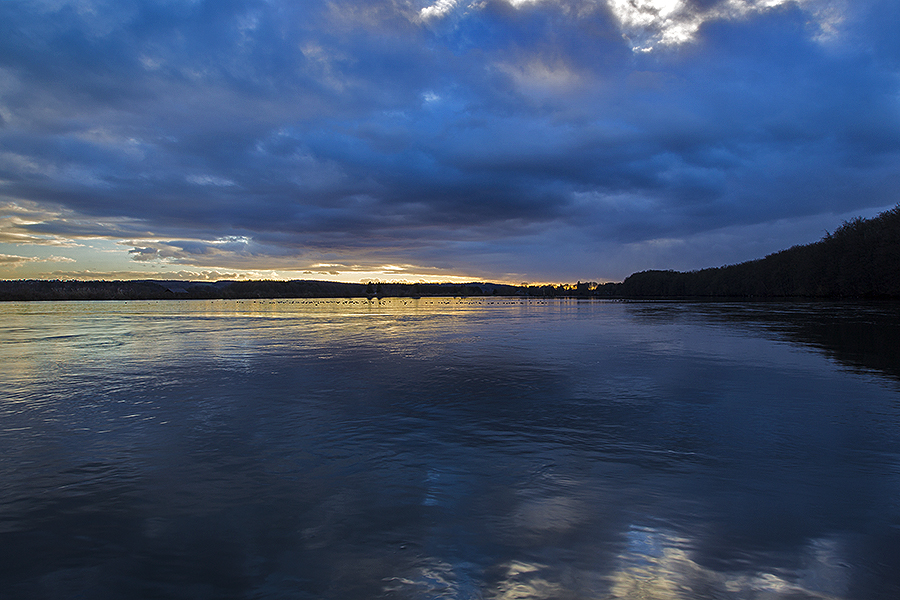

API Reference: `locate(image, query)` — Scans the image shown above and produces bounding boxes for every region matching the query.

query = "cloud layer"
[0,0,897,281]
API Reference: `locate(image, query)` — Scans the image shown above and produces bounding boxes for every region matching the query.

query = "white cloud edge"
[417,0,846,51]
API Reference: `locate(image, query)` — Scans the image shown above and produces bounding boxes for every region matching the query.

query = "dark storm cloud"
[0,0,897,280]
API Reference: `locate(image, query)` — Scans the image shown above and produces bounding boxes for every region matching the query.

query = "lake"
[1,298,899,599]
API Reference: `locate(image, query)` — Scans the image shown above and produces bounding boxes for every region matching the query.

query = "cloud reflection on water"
[388,527,852,599]
[1,299,898,599]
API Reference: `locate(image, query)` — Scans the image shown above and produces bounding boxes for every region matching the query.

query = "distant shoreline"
[0,279,592,302]
[0,280,896,302]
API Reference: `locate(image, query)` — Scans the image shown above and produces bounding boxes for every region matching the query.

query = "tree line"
[605,204,900,299]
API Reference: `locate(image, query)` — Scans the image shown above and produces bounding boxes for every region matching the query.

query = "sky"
[0,0,898,284]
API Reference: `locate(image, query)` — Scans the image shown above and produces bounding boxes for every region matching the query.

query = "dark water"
[2,298,899,599]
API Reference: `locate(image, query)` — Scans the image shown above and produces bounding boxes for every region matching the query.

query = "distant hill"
[611,205,900,298]
[0,278,507,301]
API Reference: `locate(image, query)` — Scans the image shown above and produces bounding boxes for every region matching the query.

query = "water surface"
[2,298,899,599]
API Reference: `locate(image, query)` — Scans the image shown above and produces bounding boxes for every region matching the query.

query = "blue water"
[1,298,899,599]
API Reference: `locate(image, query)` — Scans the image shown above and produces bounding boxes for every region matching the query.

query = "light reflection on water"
[1,298,899,599]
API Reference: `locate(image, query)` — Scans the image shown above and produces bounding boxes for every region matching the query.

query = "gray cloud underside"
[1,0,898,280]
